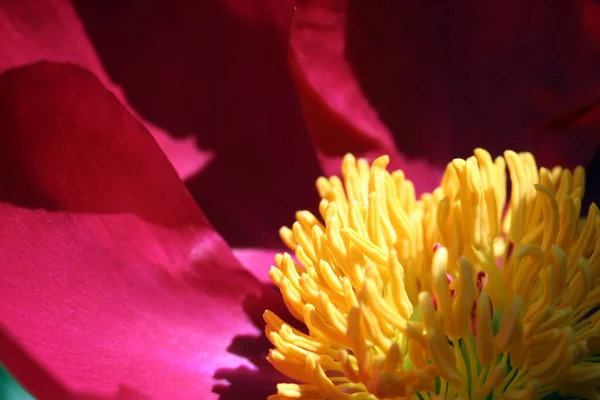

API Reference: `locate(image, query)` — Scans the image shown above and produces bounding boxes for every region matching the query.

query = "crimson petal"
[0,0,210,180]
[63,0,324,249]
[0,62,275,399]
[291,0,600,192]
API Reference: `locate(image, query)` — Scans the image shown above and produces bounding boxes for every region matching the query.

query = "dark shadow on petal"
[344,1,454,165]
[0,328,69,399]
[212,283,302,399]
[212,350,279,400]
[0,61,204,229]
[345,1,600,168]
[71,0,323,249]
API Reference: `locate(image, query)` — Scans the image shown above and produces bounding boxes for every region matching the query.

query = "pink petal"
[291,0,600,192]
[0,62,279,399]
[233,248,280,284]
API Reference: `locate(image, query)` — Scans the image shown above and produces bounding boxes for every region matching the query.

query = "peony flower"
[265,150,600,399]
[0,0,599,399]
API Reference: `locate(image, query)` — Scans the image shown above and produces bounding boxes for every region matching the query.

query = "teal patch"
[0,365,34,400]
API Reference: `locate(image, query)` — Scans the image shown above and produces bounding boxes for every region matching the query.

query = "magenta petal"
[233,248,280,284]
[0,62,269,398]
[291,0,599,188]
[2,208,265,399]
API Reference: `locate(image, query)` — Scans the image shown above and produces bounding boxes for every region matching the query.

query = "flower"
[266,150,600,399]
[0,0,599,399]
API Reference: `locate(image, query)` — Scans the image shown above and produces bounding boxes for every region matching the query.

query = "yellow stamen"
[264,149,600,399]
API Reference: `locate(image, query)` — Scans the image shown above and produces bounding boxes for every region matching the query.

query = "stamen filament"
[265,149,599,399]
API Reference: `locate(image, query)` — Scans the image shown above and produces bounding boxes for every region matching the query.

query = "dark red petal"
[291,0,600,188]
[0,62,275,398]
[56,0,323,249]
[288,1,444,193]
[0,62,204,226]
[0,0,209,179]
[1,0,323,249]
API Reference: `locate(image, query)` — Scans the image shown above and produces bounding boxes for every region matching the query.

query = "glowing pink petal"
[0,62,275,399]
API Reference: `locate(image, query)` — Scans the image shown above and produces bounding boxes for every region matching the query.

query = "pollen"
[264,149,600,400]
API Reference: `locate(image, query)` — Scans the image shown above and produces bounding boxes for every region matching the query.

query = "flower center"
[264,149,600,400]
